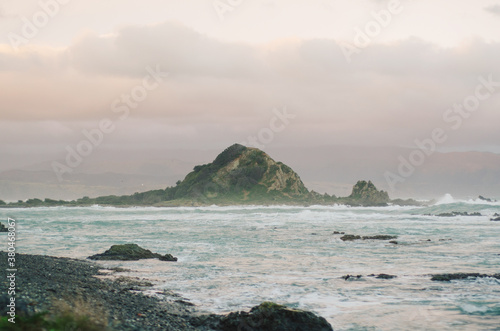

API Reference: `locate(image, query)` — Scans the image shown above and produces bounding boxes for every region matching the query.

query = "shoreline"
[0,252,333,330]
[0,252,205,330]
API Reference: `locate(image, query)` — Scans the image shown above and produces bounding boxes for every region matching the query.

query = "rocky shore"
[0,252,332,331]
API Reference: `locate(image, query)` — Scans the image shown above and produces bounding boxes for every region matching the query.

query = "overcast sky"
[1,0,500,161]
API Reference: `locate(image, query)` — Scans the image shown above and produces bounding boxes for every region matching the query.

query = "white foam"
[434,194,456,205]
[434,194,500,206]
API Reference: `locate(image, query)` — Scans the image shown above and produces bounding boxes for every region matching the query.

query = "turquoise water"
[1,196,500,330]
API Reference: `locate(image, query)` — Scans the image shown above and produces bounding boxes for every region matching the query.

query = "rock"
[159,254,177,261]
[362,235,397,240]
[436,212,482,217]
[389,241,398,245]
[340,234,397,241]
[340,235,361,241]
[0,223,7,232]
[478,195,496,202]
[175,300,195,307]
[348,180,390,206]
[375,274,397,280]
[219,302,333,331]
[491,216,500,222]
[343,275,362,280]
[431,273,500,282]
[88,244,177,262]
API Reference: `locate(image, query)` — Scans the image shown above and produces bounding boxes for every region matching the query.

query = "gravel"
[0,252,218,330]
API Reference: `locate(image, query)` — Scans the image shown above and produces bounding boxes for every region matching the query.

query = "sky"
[1,0,500,169]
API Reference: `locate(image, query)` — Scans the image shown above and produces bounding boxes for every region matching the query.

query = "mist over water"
[2,197,500,330]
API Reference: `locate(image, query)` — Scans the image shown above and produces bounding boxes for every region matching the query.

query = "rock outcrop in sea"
[88,244,177,261]
[339,234,397,241]
[345,180,390,206]
[436,212,482,217]
[202,302,333,331]
[431,273,500,282]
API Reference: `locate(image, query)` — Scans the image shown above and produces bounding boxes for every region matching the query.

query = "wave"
[434,194,500,206]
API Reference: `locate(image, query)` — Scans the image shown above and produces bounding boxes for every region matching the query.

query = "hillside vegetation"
[2,144,422,207]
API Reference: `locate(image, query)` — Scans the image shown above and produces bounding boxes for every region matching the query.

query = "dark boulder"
[375,274,397,280]
[159,254,177,261]
[219,302,333,331]
[0,223,7,232]
[88,244,177,262]
[343,275,362,280]
[340,235,361,241]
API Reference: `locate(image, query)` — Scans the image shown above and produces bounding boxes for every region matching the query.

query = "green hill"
[162,143,311,205]
[3,144,424,207]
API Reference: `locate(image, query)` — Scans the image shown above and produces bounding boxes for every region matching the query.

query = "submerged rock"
[218,302,333,331]
[362,235,397,240]
[344,274,397,280]
[431,273,500,282]
[374,274,397,280]
[343,275,362,280]
[340,234,397,241]
[88,244,177,261]
[436,212,482,217]
[340,235,361,241]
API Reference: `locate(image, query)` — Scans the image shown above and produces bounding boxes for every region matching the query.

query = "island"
[0,144,423,208]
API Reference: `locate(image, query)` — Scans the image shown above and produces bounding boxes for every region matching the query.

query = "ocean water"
[1,195,500,330]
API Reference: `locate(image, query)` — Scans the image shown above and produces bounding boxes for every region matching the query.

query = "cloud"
[0,22,499,154]
[485,4,500,15]
[67,22,266,79]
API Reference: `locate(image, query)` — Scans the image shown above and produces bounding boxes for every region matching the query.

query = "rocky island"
[1,144,423,208]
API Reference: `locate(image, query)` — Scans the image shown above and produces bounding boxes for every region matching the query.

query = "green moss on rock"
[220,302,333,331]
[88,244,177,262]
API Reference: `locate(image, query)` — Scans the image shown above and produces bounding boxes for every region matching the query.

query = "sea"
[1,194,499,330]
